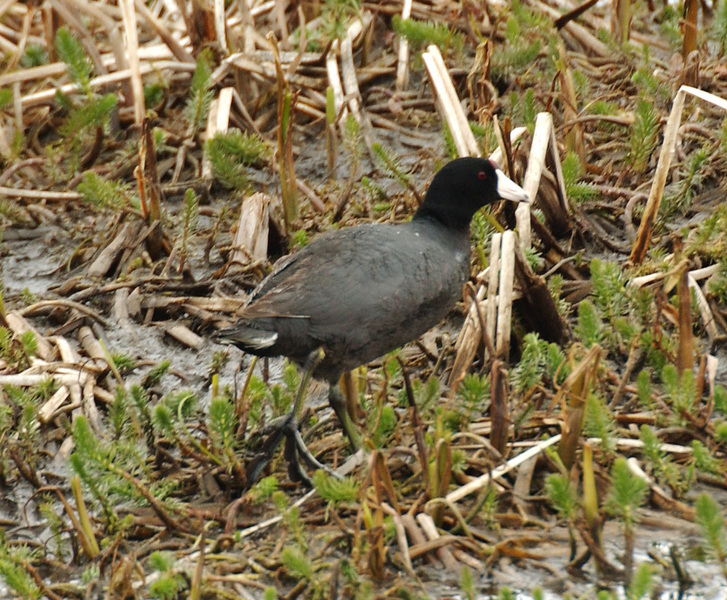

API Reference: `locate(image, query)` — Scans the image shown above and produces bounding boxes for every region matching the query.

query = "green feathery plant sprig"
[695,492,727,578]
[58,93,117,139]
[583,393,617,457]
[312,470,360,505]
[628,98,659,173]
[371,142,410,191]
[55,27,93,96]
[561,151,597,204]
[206,130,269,190]
[391,16,464,54]
[639,425,684,493]
[184,49,214,136]
[0,545,41,600]
[713,0,727,55]
[0,88,12,109]
[78,171,135,211]
[661,146,709,218]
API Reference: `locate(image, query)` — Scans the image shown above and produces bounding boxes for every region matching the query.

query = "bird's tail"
[213,323,278,351]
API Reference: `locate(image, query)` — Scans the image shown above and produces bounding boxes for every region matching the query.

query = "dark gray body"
[226,218,470,382]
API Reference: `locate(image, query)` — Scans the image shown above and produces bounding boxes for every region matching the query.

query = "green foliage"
[342,113,362,163]
[144,360,170,388]
[590,258,630,323]
[636,370,653,410]
[184,49,214,135]
[442,123,457,159]
[498,587,515,600]
[688,204,727,261]
[312,470,359,504]
[368,404,397,448]
[715,421,727,444]
[109,387,132,441]
[455,373,490,425]
[662,146,709,218]
[0,88,11,109]
[264,587,277,600]
[290,229,309,249]
[628,98,659,173]
[148,551,186,600]
[707,262,727,305]
[319,0,361,43]
[55,27,93,95]
[584,393,616,456]
[605,457,648,527]
[249,476,279,504]
[626,563,655,600]
[58,93,117,138]
[391,16,464,54]
[144,83,165,108]
[78,171,134,210]
[562,151,597,204]
[0,326,36,369]
[281,546,312,580]
[460,565,475,600]
[713,0,727,55]
[161,389,199,421]
[639,425,684,492]
[0,550,41,600]
[589,100,619,116]
[371,142,410,190]
[691,440,723,476]
[575,299,603,346]
[397,375,439,416]
[661,364,697,425]
[21,44,47,68]
[111,352,136,373]
[205,130,269,190]
[491,2,545,78]
[361,176,388,207]
[208,396,236,452]
[243,375,268,426]
[507,88,539,132]
[715,385,727,415]
[512,332,567,393]
[544,473,578,521]
[695,492,727,568]
[470,210,496,248]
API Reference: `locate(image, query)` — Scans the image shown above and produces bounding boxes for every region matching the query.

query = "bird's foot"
[245,411,342,488]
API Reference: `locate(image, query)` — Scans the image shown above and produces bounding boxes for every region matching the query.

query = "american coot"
[218,157,528,482]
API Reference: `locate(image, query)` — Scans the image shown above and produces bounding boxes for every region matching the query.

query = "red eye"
[478,171,487,180]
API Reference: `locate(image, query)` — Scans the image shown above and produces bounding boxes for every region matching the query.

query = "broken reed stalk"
[682,0,698,59]
[676,260,694,373]
[489,360,509,455]
[558,44,585,168]
[557,344,601,470]
[581,443,601,548]
[119,0,144,124]
[325,86,337,176]
[71,474,101,558]
[612,0,631,44]
[138,118,164,260]
[631,86,727,264]
[269,33,298,229]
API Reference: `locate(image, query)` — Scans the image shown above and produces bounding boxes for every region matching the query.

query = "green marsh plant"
[695,492,727,578]
[605,457,648,585]
[54,27,117,172]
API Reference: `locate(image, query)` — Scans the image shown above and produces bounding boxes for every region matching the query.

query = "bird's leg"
[245,348,341,488]
[328,383,362,451]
